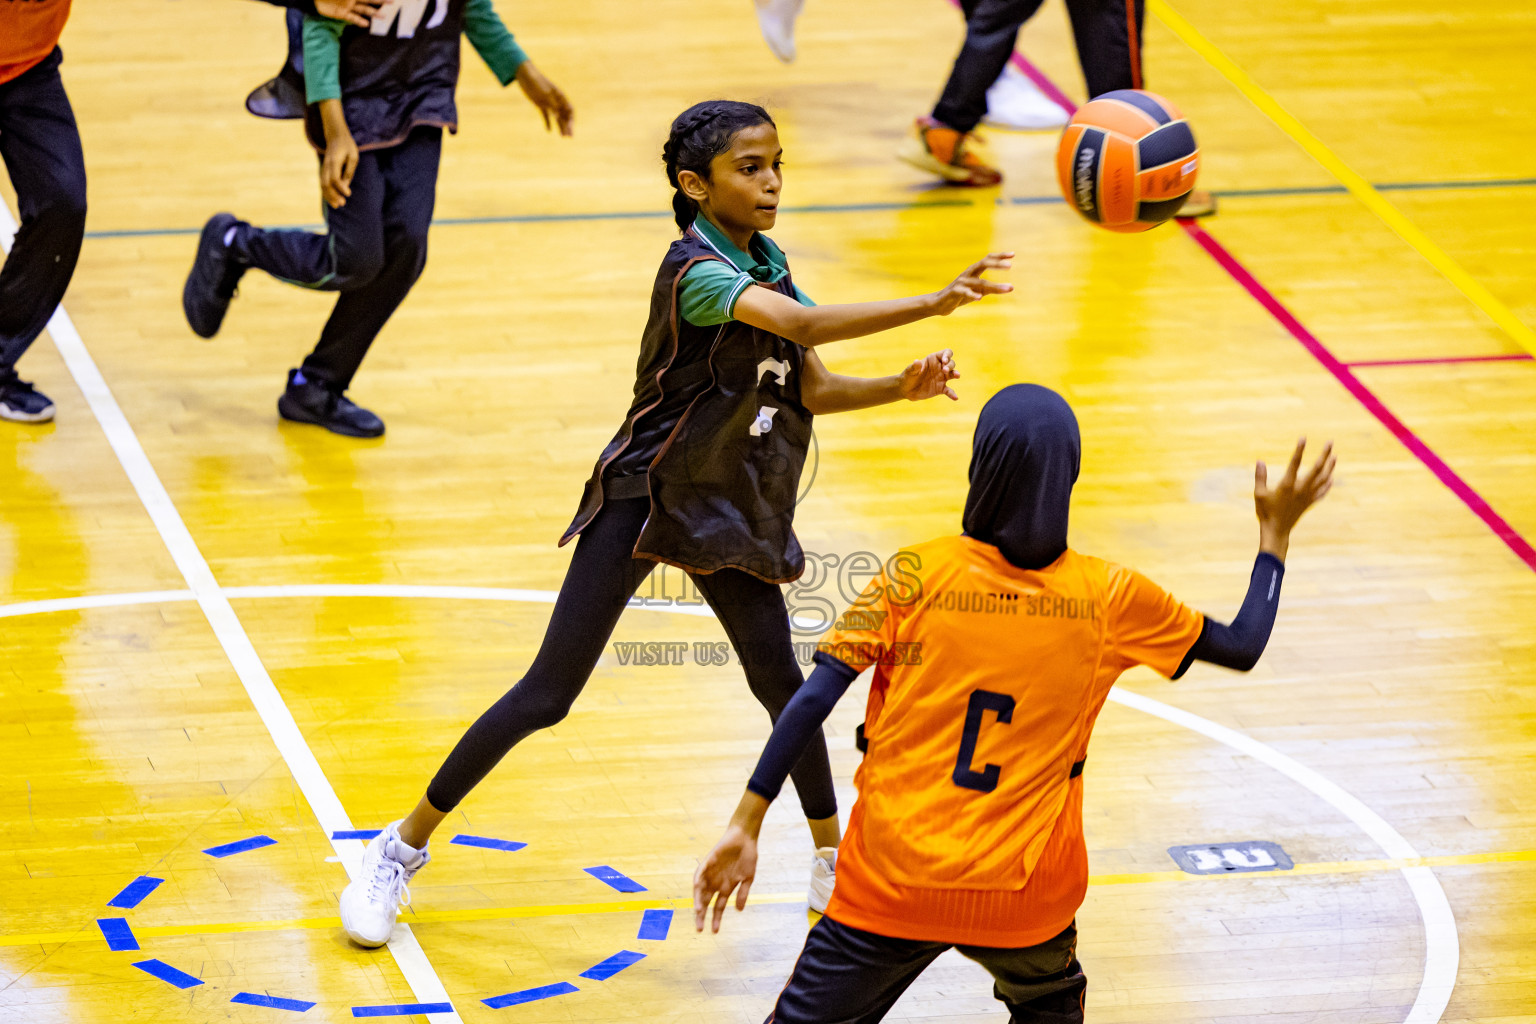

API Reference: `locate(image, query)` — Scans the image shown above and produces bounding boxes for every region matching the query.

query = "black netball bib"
[561,228,814,584]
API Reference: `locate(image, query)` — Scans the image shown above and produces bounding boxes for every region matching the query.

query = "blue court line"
[203,835,278,858]
[76,176,1536,241]
[482,982,579,1009]
[330,829,382,841]
[132,959,204,989]
[351,1003,454,1017]
[583,865,647,893]
[579,950,646,981]
[449,834,527,852]
[107,876,163,909]
[637,908,672,940]
[232,992,316,1012]
[96,918,138,951]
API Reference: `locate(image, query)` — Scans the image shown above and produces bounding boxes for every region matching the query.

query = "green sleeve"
[301,15,346,105]
[793,283,815,307]
[680,261,755,327]
[463,0,529,86]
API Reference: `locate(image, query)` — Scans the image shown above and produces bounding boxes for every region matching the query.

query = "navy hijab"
[962,384,1081,570]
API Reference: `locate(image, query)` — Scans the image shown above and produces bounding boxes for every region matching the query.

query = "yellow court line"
[4,850,1531,949]
[1149,0,1536,356]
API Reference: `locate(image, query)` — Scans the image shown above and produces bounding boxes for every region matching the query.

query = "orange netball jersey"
[820,534,1202,947]
[0,0,72,84]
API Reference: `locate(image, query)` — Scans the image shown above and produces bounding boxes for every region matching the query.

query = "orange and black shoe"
[898,117,1003,187]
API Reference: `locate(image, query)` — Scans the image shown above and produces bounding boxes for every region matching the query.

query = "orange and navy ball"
[1055,90,1199,233]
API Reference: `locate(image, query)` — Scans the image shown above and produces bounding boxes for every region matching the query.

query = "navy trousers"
[0,48,87,374]
[232,126,440,391]
[768,916,1085,1024]
[932,0,1146,133]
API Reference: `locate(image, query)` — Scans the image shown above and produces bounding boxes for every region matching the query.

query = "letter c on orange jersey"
[952,689,1015,793]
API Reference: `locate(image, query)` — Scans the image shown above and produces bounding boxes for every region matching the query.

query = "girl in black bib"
[338,100,1013,947]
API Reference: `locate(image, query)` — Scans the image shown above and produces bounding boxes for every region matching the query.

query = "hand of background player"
[899,348,960,402]
[693,824,758,934]
[1254,438,1335,561]
[314,0,381,28]
[515,62,574,137]
[931,252,1013,315]
[320,131,360,209]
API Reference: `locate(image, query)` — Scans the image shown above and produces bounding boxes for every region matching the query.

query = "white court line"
[0,581,1461,1022]
[1108,688,1458,1024]
[1,206,462,1024]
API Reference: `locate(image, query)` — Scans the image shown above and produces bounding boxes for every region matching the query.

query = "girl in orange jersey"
[695,383,1334,1023]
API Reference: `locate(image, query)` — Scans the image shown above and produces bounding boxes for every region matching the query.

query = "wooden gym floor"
[2,0,1534,1021]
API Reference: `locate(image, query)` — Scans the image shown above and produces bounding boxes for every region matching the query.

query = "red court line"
[1181,221,1536,572]
[994,46,1536,571]
[1347,354,1534,368]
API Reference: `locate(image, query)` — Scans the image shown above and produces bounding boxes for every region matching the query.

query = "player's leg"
[689,566,840,908]
[283,126,441,436]
[1063,0,1213,215]
[901,0,1047,185]
[339,496,657,946]
[1062,0,1144,98]
[767,915,948,1024]
[957,922,1086,1023]
[753,0,805,64]
[182,145,387,341]
[0,48,87,424]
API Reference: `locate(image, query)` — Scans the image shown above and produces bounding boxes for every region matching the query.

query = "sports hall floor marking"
[1001,43,1536,576]
[0,206,463,1024]
[0,581,1462,1023]
[2,849,1527,950]
[71,174,1536,241]
[1150,0,1536,357]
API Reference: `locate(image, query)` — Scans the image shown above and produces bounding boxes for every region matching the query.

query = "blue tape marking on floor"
[203,835,278,858]
[107,876,164,909]
[132,959,204,989]
[331,829,382,841]
[351,1003,454,1017]
[584,865,646,893]
[97,918,139,951]
[579,950,646,981]
[74,177,1536,241]
[449,834,527,852]
[231,993,317,1012]
[482,982,579,1009]
[638,908,672,940]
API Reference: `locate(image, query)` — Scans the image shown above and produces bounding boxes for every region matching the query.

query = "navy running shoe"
[0,371,56,423]
[277,369,385,438]
[183,213,249,338]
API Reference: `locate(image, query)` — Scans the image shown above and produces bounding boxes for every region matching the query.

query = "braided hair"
[663,100,776,232]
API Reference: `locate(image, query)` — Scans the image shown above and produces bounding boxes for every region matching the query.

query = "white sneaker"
[754,0,804,63]
[808,846,836,914]
[338,821,429,948]
[983,64,1071,131]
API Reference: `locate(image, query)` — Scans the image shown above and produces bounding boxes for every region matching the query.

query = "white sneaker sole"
[0,402,55,423]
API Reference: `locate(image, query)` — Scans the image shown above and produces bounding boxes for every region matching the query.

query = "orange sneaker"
[898,117,1003,187]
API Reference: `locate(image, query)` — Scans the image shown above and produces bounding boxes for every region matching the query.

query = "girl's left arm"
[800,348,960,415]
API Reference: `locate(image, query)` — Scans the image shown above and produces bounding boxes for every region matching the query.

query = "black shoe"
[183,213,249,338]
[277,370,385,438]
[0,370,56,423]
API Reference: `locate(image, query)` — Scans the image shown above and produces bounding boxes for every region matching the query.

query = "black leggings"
[425,496,838,821]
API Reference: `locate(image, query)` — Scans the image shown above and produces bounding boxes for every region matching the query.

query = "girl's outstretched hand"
[693,825,758,934]
[515,62,574,137]
[899,348,961,402]
[1254,438,1336,561]
[932,252,1013,315]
